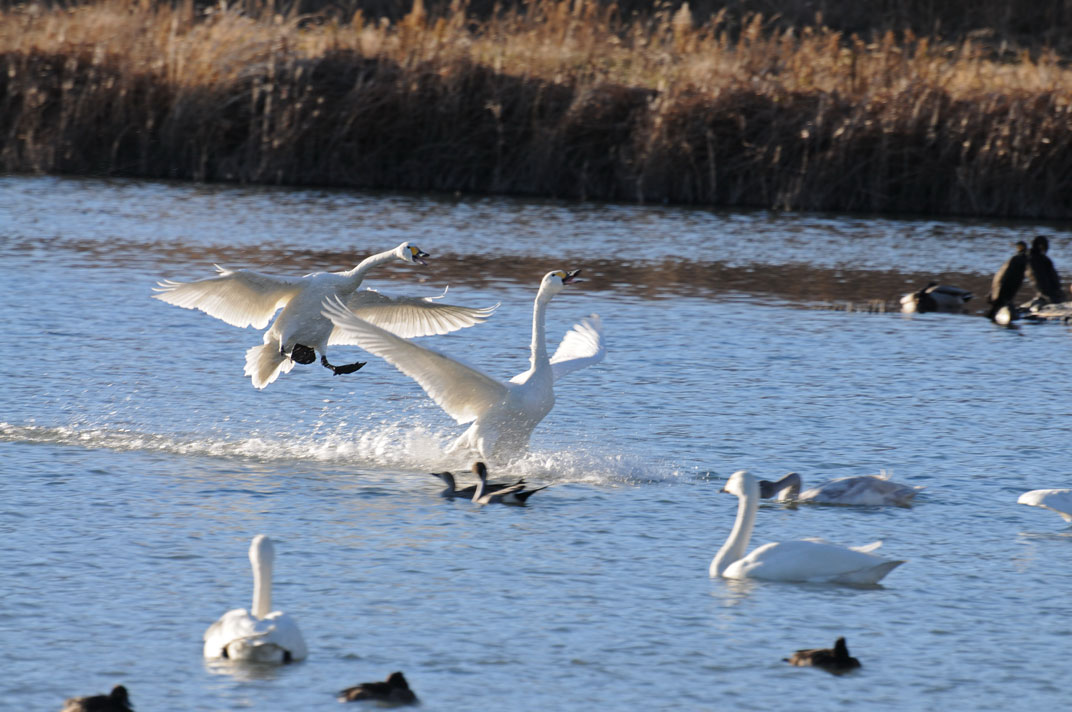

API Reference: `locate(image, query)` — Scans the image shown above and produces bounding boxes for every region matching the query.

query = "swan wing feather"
[1018,489,1072,522]
[322,297,507,423]
[724,540,902,584]
[550,314,606,381]
[153,266,303,329]
[335,288,499,340]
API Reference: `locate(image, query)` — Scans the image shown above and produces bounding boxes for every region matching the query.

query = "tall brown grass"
[1,0,1070,217]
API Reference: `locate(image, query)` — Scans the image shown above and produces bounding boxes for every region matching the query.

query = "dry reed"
[1,0,1070,217]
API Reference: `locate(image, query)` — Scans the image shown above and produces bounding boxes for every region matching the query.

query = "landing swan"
[323,269,605,461]
[1018,489,1072,523]
[203,535,307,663]
[759,472,921,507]
[338,671,419,705]
[784,637,861,674]
[710,471,904,584]
[153,242,498,389]
[900,282,973,314]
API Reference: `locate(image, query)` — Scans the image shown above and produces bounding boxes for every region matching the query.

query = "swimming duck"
[784,637,861,674]
[900,282,973,314]
[61,685,133,712]
[338,671,418,705]
[472,461,548,505]
[431,462,525,498]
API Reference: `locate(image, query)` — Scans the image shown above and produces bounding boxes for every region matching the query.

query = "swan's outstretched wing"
[550,314,605,381]
[322,297,508,424]
[335,287,499,340]
[153,266,304,329]
[1018,489,1072,522]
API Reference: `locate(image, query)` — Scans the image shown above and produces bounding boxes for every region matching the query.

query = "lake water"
[2,176,1070,711]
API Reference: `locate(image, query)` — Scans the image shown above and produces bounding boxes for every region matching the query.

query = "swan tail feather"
[244,342,295,389]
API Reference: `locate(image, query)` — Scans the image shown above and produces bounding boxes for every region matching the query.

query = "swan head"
[538,269,582,299]
[250,534,276,570]
[720,470,759,499]
[394,242,429,266]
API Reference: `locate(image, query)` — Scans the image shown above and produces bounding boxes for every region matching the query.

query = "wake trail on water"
[0,420,694,486]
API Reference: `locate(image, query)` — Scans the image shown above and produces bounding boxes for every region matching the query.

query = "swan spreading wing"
[153,266,304,329]
[550,314,606,381]
[322,296,507,423]
[337,287,500,340]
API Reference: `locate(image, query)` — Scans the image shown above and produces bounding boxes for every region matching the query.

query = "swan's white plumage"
[711,470,903,584]
[768,472,921,506]
[323,270,604,461]
[153,243,497,389]
[203,535,307,663]
[1018,489,1072,523]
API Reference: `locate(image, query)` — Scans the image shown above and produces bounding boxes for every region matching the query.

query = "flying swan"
[203,535,307,664]
[710,470,904,584]
[758,471,922,507]
[1018,489,1072,523]
[153,242,498,388]
[322,269,605,461]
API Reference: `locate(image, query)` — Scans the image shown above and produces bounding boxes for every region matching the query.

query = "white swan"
[759,472,921,507]
[1018,489,1072,523]
[153,242,498,389]
[710,471,904,584]
[900,282,973,314]
[203,535,307,663]
[322,269,605,461]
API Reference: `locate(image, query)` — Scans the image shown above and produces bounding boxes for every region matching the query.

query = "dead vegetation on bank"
[1,0,1070,217]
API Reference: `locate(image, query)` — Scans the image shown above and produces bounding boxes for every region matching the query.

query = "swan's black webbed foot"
[288,343,317,365]
[321,355,366,375]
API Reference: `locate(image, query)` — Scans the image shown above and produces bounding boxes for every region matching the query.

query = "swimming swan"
[900,282,973,314]
[153,242,498,389]
[710,471,904,584]
[323,269,605,461]
[1018,489,1072,523]
[784,637,861,674]
[203,535,307,663]
[759,472,921,507]
[338,671,419,705]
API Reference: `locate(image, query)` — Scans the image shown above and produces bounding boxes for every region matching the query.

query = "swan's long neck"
[529,291,553,369]
[710,486,759,577]
[339,248,397,287]
[250,554,273,619]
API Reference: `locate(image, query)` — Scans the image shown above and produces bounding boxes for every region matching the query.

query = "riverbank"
[2,0,1070,218]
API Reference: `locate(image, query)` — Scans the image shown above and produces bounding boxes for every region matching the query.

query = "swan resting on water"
[710,470,904,584]
[1018,489,1072,523]
[203,535,307,663]
[153,242,498,389]
[758,471,922,507]
[323,269,605,462]
[784,637,861,675]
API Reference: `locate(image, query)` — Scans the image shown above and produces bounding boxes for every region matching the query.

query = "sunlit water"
[2,176,1070,711]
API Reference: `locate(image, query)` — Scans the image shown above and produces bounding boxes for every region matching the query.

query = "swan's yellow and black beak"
[562,269,582,284]
[410,246,429,265]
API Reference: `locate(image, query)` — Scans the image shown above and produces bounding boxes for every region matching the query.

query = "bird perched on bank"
[153,242,498,388]
[900,282,973,314]
[323,269,605,462]
[1025,235,1065,307]
[203,535,307,664]
[60,685,133,712]
[338,671,419,705]
[784,637,861,675]
[986,241,1028,321]
[431,462,525,498]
